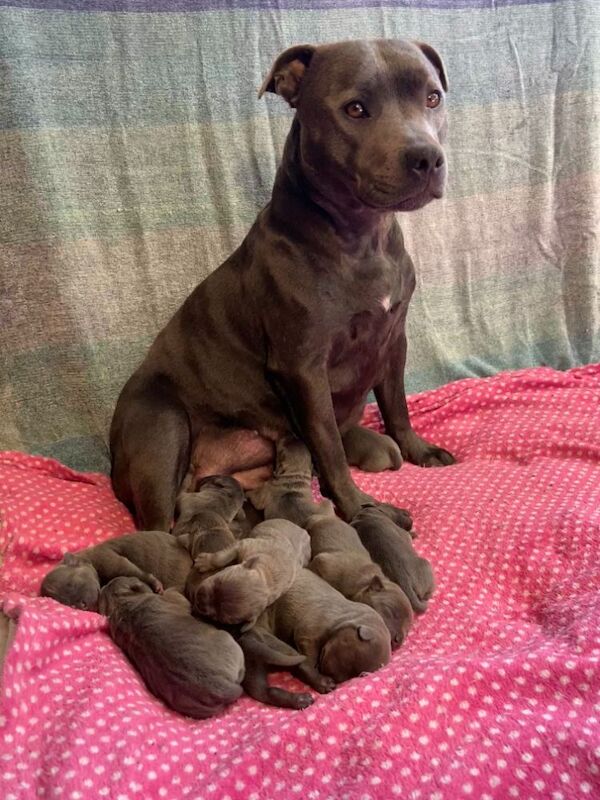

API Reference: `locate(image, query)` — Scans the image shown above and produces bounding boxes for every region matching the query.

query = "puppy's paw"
[145,574,164,594]
[314,675,336,694]
[193,553,213,573]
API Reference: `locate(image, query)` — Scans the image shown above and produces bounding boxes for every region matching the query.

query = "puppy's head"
[98,576,153,617]
[191,558,269,627]
[319,618,391,682]
[40,554,101,612]
[356,575,414,649]
[260,39,448,213]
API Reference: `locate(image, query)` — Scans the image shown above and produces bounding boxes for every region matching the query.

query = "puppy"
[40,529,193,612]
[173,475,245,557]
[255,568,391,692]
[186,519,311,629]
[247,436,334,527]
[307,513,413,648]
[352,506,435,613]
[238,627,313,710]
[99,576,244,718]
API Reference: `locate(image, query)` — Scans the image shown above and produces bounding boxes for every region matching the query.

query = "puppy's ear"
[368,575,385,593]
[259,44,317,107]
[414,42,448,92]
[242,555,261,570]
[357,625,374,642]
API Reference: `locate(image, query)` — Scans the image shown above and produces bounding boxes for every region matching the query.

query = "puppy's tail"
[239,628,305,667]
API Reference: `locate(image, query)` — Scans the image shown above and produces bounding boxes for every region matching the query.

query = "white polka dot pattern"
[1,364,599,799]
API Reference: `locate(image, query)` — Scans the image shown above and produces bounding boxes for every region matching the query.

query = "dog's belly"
[328,308,399,424]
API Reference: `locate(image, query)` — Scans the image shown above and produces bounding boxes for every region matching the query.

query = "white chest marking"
[381,295,392,311]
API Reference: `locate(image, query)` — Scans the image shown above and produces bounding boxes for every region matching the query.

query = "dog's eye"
[426,91,441,109]
[345,101,369,119]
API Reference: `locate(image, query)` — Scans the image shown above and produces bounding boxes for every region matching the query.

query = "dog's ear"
[357,625,374,641]
[259,44,317,107]
[414,42,448,92]
[62,552,84,567]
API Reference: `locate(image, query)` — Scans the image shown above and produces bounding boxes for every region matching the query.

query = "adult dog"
[110,39,455,531]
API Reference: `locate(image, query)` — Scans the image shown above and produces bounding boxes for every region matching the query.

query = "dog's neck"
[270,118,394,247]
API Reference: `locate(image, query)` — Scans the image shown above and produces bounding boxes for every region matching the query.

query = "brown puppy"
[352,506,435,613]
[173,475,245,557]
[40,529,193,612]
[307,513,413,648]
[238,627,313,710]
[187,519,311,630]
[248,436,334,527]
[255,568,391,693]
[99,577,244,719]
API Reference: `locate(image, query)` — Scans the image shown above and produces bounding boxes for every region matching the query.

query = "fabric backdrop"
[1,0,599,473]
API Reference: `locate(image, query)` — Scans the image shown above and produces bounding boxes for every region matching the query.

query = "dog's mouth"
[359,177,445,212]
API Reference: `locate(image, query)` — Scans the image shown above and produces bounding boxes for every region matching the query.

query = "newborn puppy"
[238,627,313,710]
[40,529,193,612]
[99,576,244,719]
[187,519,311,630]
[255,568,391,692]
[307,513,413,648]
[173,475,245,557]
[247,436,334,527]
[352,506,435,613]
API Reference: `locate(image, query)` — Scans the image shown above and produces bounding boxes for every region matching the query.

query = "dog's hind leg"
[342,426,402,472]
[110,374,191,531]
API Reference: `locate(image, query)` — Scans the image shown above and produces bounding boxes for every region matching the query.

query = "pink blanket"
[1,364,600,800]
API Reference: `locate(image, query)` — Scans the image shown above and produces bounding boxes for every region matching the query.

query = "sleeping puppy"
[40,529,193,612]
[247,436,334,527]
[173,475,245,557]
[238,627,313,710]
[352,506,435,613]
[99,576,244,719]
[254,568,391,692]
[307,513,413,648]
[186,519,311,630]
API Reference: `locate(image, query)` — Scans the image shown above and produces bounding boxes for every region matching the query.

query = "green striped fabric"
[1,1,598,472]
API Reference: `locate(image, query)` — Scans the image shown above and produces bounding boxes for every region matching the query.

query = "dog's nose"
[405,145,445,179]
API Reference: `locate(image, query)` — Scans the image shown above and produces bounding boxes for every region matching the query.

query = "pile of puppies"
[40,438,434,718]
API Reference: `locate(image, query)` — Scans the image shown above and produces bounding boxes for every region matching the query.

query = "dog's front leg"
[375,332,455,467]
[268,364,376,522]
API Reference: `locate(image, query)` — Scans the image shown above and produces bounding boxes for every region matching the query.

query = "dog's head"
[98,576,153,617]
[356,574,414,649]
[319,617,391,682]
[40,554,102,612]
[260,39,448,213]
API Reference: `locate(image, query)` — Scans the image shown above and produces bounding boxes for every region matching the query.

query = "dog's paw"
[292,692,315,709]
[367,500,413,532]
[399,432,455,468]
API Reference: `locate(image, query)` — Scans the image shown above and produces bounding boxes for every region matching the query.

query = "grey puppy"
[248,436,334,527]
[40,529,193,612]
[254,568,391,693]
[307,512,413,648]
[99,576,244,719]
[352,506,435,613]
[187,519,311,630]
[173,475,245,557]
